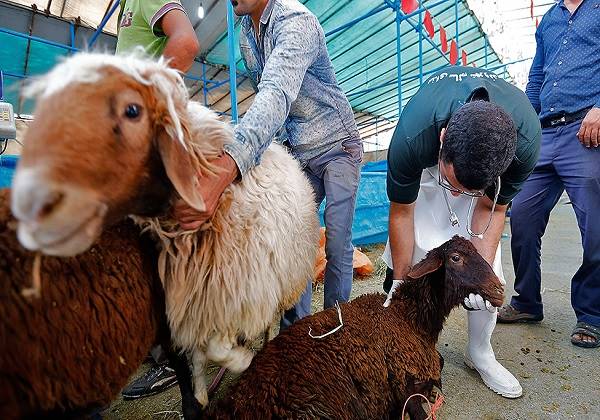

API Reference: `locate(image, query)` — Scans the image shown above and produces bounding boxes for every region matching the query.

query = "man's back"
[116,0,187,57]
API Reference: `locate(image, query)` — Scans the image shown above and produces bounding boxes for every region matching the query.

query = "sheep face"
[407,236,504,308]
[11,55,204,256]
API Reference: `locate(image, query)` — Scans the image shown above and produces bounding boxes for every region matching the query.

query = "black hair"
[441,100,517,191]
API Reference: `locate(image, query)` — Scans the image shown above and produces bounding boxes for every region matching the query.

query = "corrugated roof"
[0,0,507,149]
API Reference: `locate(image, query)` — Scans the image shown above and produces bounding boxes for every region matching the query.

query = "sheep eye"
[450,254,461,263]
[124,104,141,120]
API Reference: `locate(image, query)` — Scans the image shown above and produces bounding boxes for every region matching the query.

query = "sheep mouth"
[478,287,504,308]
[17,203,108,257]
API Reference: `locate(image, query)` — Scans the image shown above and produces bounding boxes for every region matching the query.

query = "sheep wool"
[0,189,166,419]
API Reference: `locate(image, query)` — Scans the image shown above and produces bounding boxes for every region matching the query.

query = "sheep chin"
[18,203,107,257]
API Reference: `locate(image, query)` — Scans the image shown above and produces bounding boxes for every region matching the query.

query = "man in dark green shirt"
[382,66,541,399]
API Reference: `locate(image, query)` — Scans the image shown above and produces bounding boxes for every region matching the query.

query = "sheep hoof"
[184,396,204,420]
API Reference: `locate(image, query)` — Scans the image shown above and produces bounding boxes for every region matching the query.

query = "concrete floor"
[106,196,599,419]
[436,195,599,420]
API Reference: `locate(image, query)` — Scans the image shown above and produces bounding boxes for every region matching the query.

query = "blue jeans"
[510,120,600,327]
[280,139,362,329]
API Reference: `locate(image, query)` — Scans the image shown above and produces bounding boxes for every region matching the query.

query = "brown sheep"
[0,188,172,419]
[204,236,504,420]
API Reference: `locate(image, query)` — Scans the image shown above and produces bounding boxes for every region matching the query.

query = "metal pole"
[0,70,4,101]
[202,62,208,107]
[455,0,459,51]
[0,28,78,52]
[418,0,423,84]
[396,7,402,118]
[69,21,75,51]
[88,0,120,49]
[375,116,379,160]
[226,0,238,124]
[484,36,488,68]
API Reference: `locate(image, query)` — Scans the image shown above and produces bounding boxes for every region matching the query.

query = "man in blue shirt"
[174,0,363,327]
[499,0,600,349]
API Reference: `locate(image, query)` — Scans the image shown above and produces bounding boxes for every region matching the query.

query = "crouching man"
[383,66,541,398]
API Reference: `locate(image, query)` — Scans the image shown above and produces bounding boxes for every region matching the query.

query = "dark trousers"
[510,120,600,327]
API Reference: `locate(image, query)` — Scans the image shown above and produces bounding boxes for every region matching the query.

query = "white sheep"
[10,52,321,409]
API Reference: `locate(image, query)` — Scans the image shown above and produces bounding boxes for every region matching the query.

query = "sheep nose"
[11,170,65,222]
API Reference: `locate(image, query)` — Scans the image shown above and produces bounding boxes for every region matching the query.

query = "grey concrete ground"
[106,196,599,419]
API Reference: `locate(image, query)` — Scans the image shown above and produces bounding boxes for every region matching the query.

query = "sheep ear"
[156,130,206,212]
[406,251,443,280]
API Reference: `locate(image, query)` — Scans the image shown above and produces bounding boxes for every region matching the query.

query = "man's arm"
[525,28,544,114]
[388,202,416,281]
[174,13,320,229]
[160,9,200,72]
[461,196,508,311]
[224,13,321,176]
[470,197,508,266]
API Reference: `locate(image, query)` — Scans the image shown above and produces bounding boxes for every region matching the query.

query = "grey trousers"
[281,138,362,329]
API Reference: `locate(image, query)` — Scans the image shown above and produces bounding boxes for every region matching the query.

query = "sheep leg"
[206,335,254,373]
[403,397,428,420]
[191,350,209,408]
[168,350,202,419]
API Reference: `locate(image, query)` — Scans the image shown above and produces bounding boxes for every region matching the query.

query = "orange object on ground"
[313,228,374,282]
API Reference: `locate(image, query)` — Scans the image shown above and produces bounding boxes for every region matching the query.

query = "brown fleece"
[0,189,167,419]
[206,237,504,420]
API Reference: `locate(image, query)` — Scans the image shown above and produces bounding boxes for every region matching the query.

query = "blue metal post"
[455,0,459,50]
[226,1,239,124]
[88,0,121,49]
[418,0,423,84]
[69,22,76,50]
[484,37,488,68]
[0,28,78,52]
[396,5,402,118]
[201,62,208,107]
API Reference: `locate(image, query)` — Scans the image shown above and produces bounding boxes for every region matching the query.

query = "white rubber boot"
[464,309,523,398]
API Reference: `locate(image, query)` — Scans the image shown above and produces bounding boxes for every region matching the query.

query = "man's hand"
[577,107,600,148]
[464,293,496,313]
[173,153,239,230]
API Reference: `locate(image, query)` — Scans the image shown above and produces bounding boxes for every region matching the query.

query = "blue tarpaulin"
[319,160,389,246]
[0,155,17,188]
[0,156,391,245]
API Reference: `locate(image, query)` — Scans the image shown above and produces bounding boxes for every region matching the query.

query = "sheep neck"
[393,273,454,341]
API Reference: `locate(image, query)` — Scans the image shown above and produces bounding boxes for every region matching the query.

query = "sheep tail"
[21,253,43,299]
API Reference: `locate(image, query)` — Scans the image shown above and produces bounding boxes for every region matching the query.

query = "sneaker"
[121,363,178,399]
[497,304,543,324]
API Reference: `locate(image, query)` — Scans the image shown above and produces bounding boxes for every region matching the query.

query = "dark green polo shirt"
[387,66,541,206]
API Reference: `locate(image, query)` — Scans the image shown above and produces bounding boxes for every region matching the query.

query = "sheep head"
[406,236,504,309]
[11,53,229,256]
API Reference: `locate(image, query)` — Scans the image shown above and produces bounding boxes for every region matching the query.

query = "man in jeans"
[499,0,600,348]
[174,0,363,327]
[116,0,200,398]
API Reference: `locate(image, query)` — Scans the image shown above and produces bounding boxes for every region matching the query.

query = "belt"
[540,107,591,129]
